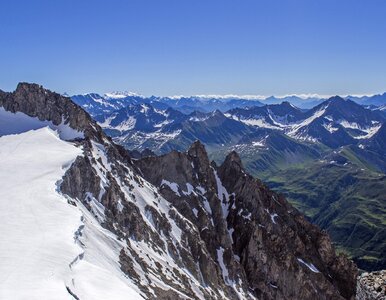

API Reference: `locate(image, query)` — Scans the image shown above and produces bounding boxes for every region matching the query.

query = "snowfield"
[0,127,142,300]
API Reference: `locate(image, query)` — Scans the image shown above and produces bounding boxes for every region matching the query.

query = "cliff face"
[0,83,94,135]
[0,83,358,299]
[136,142,358,299]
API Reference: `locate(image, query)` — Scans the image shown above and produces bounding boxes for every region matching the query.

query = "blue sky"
[1,0,386,96]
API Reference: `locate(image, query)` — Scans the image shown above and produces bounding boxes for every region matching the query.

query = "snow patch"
[182,183,196,196]
[271,213,278,224]
[192,208,199,218]
[213,169,230,218]
[229,114,280,130]
[322,122,339,133]
[265,208,278,224]
[161,179,181,196]
[297,258,320,273]
[196,186,206,195]
[216,247,230,284]
[354,124,382,139]
[288,107,326,137]
[85,192,106,222]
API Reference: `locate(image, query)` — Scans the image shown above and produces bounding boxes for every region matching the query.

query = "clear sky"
[1,0,386,96]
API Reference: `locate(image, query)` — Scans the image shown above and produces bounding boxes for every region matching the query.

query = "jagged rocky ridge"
[0,83,358,299]
[135,144,358,299]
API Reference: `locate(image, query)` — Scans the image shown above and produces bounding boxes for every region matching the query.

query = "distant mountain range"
[71,93,265,115]
[228,97,384,147]
[347,92,386,107]
[73,94,386,172]
[71,91,386,116]
[78,96,385,153]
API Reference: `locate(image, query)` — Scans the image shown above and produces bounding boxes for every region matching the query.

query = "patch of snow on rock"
[161,179,181,196]
[297,258,320,273]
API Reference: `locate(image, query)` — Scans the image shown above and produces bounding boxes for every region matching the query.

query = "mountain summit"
[0,83,359,299]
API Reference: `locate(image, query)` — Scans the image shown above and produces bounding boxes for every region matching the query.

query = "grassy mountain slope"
[255,148,386,271]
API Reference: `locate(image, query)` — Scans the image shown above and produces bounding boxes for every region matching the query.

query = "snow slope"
[0,127,142,300]
[0,107,84,140]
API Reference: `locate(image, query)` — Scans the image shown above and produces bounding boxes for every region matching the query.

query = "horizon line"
[71,91,383,101]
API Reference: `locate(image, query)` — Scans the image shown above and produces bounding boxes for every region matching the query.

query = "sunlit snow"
[0,127,142,300]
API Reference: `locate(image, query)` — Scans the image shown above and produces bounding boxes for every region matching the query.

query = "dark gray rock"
[136,141,358,299]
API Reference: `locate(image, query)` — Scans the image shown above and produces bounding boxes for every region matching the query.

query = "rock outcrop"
[0,82,105,141]
[136,141,358,299]
[356,270,386,300]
